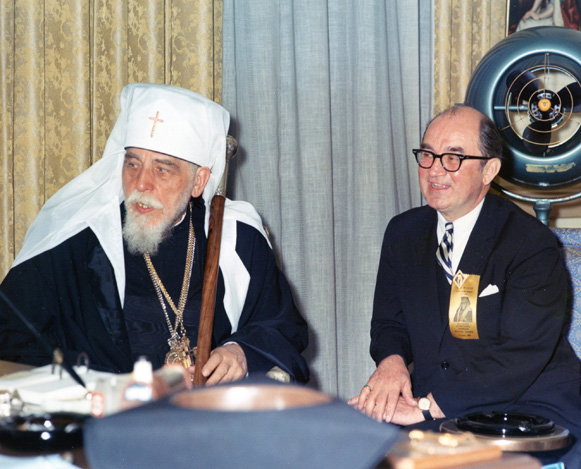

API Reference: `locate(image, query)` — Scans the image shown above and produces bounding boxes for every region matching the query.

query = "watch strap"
[418,396,434,421]
[422,408,434,421]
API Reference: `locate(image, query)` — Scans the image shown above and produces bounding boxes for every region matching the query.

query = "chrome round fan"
[465,26,581,189]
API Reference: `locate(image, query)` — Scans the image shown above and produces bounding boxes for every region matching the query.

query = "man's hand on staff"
[188,343,248,385]
[347,354,415,422]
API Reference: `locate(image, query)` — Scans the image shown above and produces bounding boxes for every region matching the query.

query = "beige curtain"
[222,1,431,396]
[433,0,507,115]
[0,0,222,279]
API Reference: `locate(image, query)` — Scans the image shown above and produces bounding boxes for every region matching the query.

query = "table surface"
[0,361,543,469]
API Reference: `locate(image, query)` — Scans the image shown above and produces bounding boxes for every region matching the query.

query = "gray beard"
[123,209,173,256]
[123,193,192,256]
[122,161,197,256]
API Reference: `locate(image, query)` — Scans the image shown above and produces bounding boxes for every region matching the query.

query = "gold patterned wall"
[0,0,222,278]
[433,0,507,115]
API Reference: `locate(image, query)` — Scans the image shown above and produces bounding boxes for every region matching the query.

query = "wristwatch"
[418,396,434,421]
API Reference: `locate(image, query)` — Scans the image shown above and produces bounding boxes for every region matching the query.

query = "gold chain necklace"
[143,203,196,370]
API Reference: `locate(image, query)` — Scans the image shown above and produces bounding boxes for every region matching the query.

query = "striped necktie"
[436,222,454,284]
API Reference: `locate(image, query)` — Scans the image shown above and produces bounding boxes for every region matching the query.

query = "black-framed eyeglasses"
[412,149,491,172]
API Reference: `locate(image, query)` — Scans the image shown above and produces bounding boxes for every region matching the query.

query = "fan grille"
[504,63,581,152]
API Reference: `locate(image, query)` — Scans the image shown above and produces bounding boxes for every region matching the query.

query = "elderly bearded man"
[0,84,309,385]
[350,104,581,466]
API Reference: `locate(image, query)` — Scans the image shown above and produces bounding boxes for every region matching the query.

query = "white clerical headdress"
[122,84,228,206]
[13,83,267,333]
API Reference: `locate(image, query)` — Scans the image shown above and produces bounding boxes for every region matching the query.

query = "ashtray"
[0,411,88,452]
[455,411,555,437]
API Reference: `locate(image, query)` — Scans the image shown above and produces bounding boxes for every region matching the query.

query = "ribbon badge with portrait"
[449,270,480,339]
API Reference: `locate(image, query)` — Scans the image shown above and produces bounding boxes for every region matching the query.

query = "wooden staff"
[193,136,238,386]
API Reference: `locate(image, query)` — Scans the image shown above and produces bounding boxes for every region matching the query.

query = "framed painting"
[506,0,581,35]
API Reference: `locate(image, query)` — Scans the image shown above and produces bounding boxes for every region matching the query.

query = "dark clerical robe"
[0,197,309,382]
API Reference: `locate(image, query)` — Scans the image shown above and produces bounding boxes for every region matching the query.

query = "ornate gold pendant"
[166,335,194,370]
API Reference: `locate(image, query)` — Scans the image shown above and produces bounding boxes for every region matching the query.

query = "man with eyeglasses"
[350,104,581,465]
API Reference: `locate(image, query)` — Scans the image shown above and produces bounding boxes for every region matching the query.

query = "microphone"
[0,288,88,390]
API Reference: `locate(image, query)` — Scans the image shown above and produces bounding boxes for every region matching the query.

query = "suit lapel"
[457,195,505,278]
[412,209,444,333]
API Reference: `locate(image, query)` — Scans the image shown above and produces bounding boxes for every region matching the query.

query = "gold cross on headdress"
[148,111,164,137]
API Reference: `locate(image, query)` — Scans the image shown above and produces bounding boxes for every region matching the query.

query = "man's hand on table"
[391,392,445,425]
[348,354,416,422]
[348,355,445,424]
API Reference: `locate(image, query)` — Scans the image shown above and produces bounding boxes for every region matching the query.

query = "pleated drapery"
[0,0,223,277]
[433,0,507,114]
[222,0,432,397]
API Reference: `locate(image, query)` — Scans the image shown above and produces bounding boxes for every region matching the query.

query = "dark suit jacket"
[371,193,581,438]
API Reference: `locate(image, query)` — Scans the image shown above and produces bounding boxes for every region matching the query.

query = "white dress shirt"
[436,199,485,275]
